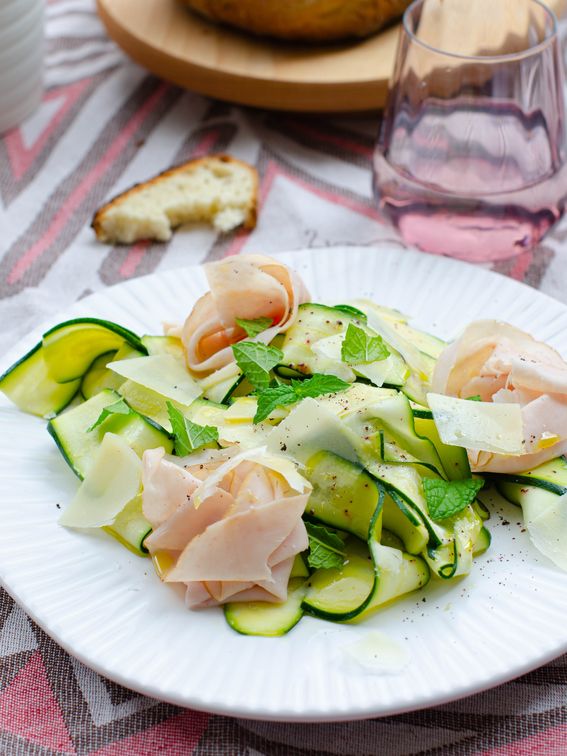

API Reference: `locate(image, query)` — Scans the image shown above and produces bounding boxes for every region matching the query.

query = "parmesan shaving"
[428,393,524,454]
[108,355,202,405]
[59,433,142,528]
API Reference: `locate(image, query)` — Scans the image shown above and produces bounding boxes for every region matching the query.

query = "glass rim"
[402,0,558,63]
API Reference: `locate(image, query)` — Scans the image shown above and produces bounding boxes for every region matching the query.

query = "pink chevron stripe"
[90,710,210,756]
[4,79,92,181]
[7,83,169,286]
[508,250,533,282]
[482,724,567,755]
[119,241,148,278]
[192,129,222,159]
[0,651,76,754]
[224,228,251,257]
[282,119,373,158]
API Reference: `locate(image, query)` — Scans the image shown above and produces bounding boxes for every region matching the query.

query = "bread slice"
[92,155,258,244]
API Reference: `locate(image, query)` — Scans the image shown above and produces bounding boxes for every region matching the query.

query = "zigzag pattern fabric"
[1,1,566,753]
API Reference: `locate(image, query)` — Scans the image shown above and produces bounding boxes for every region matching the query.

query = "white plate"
[1,246,567,722]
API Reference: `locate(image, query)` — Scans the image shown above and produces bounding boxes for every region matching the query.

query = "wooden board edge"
[96,0,389,112]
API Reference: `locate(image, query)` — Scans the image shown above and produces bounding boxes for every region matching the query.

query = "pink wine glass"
[373,0,567,261]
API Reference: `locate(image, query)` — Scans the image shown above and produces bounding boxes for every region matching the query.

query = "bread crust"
[182,0,411,42]
[91,154,259,242]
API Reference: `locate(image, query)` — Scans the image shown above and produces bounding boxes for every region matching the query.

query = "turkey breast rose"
[432,320,567,473]
[142,447,311,608]
[181,254,310,374]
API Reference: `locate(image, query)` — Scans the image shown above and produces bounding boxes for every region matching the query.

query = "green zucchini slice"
[348,391,446,478]
[496,455,567,497]
[290,553,309,578]
[304,450,380,540]
[81,351,120,400]
[48,389,172,479]
[0,343,80,417]
[279,303,364,378]
[42,318,147,383]
[354,545,430,621]
[81,343,143,400]
[199,362,243,404]
[224,578,307,637]
[473,526,492,556]
[386,321,446,360]
[413,414,471,481]
[303,534,376,621]
[382,489,429,554]
[303,495,430,622]
[103,494,152,557]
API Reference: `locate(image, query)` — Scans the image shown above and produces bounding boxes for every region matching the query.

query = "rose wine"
[373,0,567,262]
[373,100,567,261]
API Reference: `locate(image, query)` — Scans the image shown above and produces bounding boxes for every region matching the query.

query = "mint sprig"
[341,323,390,365]
[423,478,484,521]
[235,316,274,338]
[305,522,346,570]
[167,401,219,456]
[87,399,132,432]
[254,385,298,423]
[292,374,350,399]
[232,341,283,391]
[253,374,350,423]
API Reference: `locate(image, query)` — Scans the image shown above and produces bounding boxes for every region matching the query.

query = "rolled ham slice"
[433,320,567,473]
[142,448,310,608]
[182,254,310,374]
[186,558,296,608]
[142,448,201,529]
[166,493,308,583]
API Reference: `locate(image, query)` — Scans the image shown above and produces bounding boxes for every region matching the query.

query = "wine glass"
[373,0,567,262]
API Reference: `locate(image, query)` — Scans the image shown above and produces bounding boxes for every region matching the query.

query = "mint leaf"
[235,316,273,338]
[87,399,132,432]
[253,373,350,423]
[305,522,346,570]
[167,401,219,456]
[254,385,298,423]
[291,374,350,399]
[467,395,482,402]
[341,323,390,365]
[423,478,484,521]
[232,341,283,391]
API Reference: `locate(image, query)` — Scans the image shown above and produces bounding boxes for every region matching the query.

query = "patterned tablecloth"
[1,1,567,754]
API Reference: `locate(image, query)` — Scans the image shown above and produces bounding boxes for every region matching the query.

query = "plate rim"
[1,575,566,724]
[1,244,567,722]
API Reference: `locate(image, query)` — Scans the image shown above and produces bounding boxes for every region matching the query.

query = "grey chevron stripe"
[264,114,375,168]
[0,72,107,207]
[0,77,182,298]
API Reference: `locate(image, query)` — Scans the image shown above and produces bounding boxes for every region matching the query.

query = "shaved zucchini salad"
[2,254,567,638]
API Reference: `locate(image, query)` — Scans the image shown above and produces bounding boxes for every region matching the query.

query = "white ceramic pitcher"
[0,0,44,134]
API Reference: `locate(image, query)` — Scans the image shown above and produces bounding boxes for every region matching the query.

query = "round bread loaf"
[181,0,411,42]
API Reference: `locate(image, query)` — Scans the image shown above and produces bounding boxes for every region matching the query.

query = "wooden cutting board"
[96,0,400,112]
